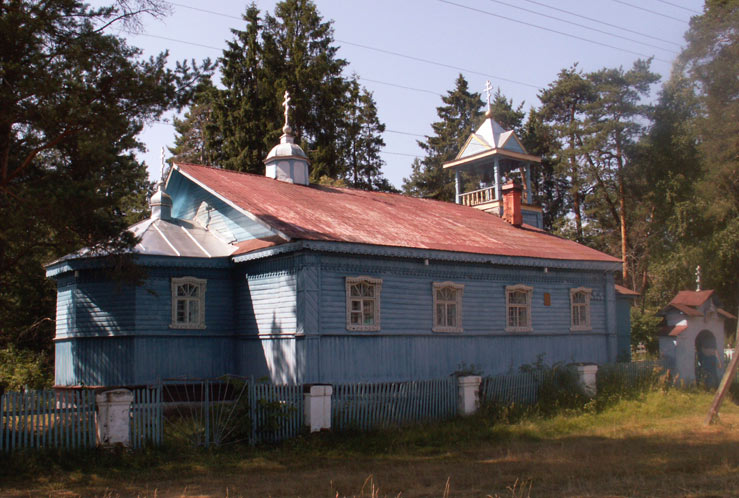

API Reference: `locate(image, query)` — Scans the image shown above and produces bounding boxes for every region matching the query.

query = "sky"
[97,0,704,188]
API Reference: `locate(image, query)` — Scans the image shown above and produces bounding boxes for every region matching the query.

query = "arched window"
[433,282,464,333]
[570,287,592,331]
[171,277,206,329]
[506,284,533,332]
[346,276,382,331]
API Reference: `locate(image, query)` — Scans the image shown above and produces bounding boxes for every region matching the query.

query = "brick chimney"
[502,180,523,227]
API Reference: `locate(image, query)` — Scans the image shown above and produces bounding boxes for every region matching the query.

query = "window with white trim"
[506,284,533,332]
[570,287,592,331]
[433,282,464,333]
[346,276,382,331]
[171,277,206,329]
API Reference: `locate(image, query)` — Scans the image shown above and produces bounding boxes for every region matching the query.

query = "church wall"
[53,260,236,386]
[292,251,617,383]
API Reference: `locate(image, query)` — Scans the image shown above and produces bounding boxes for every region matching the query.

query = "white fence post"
[304,384,332,432]
[457,376,482,415]
[575,364,599,397]
[96,389,134,447]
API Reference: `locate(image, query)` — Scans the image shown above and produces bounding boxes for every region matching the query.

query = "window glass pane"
[509,291,526,304]
[350,284,360,297]
[508,307,517,327]
[190,285,199,297]
[351,300,361,311]
[188,300,199,323]
[436,303,445,326]
[176,300,186,322]
[177,285,187,297]
[351,312,361,324]
[573,292,585,304]
[447,304,456,326]
[363,299,373,315]
[517,307,528,327]
[363,283,374,297]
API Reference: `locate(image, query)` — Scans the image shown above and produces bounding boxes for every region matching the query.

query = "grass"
[1,389,738,497]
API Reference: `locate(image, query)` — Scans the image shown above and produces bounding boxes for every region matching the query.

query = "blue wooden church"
[46,95,632,387]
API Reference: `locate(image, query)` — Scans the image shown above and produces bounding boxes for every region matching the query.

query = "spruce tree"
[402,74,483,201]
[340,78,396,191]
[262,0,348,180]
[210,4,271,173]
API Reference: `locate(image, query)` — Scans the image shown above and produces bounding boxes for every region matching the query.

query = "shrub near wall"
[0,347,51,392]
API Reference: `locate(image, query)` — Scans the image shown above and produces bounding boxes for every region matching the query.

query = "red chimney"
[502,181,523,227]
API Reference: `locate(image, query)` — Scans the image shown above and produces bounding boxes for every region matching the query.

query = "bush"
[519,356,589,417]
[0,345,52,392]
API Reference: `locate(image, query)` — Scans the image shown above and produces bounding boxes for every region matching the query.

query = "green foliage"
[592,362,667,411]
[174,1,394,189]
[339,78,396,192]
[0,346,52,392]
[0,0,212,353]
[402,74,483,201]
[519,358,588,416]
[629,308,662,355]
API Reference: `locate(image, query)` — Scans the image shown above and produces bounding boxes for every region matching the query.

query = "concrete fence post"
[304,384,332,432]
[96,389,134,447]
[457,375,482,415]
[575,364,599,397]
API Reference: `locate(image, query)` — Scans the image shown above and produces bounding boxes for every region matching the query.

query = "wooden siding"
[316,254,610,337]
[55,337,133,386]
[237,256,298,337]
[54,263,235,386]
[166,169,276,242]
[615,296,633,362]
[302,334,610,383]
[133,336,235,383]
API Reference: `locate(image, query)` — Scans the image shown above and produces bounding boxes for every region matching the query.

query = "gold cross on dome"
[282,90,291,128]
[484,80,493,107]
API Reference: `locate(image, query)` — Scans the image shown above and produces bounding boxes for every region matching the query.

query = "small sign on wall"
[543,292,551,306]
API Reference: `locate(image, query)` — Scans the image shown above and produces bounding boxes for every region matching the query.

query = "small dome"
[265,140,308,161]
[150,182,172,220]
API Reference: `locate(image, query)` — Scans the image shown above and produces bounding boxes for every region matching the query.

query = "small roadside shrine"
[658,273,736,386]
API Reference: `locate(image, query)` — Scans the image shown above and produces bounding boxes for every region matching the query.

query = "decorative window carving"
[433,282,464,333]
[171,277,206,329]
[346,276,382,331]
[506,284,533,332]
[570,287,592,331]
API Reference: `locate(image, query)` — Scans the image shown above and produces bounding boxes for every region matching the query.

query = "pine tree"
[169,82,219,166]
[0,0,209,352]
[402,74,483,201]
[538,65,595,242]
[582,60,660,283]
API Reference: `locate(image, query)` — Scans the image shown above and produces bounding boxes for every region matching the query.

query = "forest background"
[0,0,736,388]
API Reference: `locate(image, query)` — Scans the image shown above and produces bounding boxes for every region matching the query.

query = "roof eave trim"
[232,240,622,271]
[46,254,232,277]
[443,148,541,168]
[172,164,292,243]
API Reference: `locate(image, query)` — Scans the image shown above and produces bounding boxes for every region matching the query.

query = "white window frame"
[505,284,533,332]
[170,277,207,329]
[432,281,464,333]
[345,276,382,331]
[570,287,592,331]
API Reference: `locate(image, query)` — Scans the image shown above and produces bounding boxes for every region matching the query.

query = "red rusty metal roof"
[669,303,704,317]
[669,290,714,308]
[175,163,621,263]
[615,284,639,297]
[659,324,689,337]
